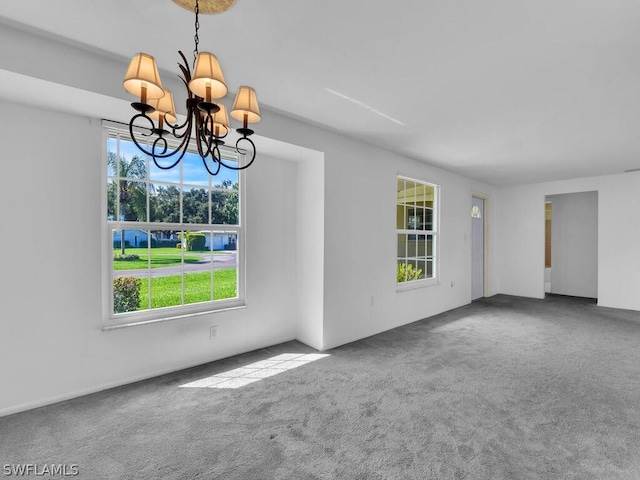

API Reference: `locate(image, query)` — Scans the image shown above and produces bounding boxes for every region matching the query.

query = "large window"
[396,176,438,285]
[105,129,243,321]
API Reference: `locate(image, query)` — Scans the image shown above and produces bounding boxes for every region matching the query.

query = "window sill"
[102,304,246,331]
[396,279,440,292]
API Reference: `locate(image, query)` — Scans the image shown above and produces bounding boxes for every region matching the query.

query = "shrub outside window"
[397,176,438,285]
[106,129,244,321]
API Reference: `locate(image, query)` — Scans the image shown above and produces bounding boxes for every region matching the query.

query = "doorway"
[471,195,485,300]
[544,191,598,299]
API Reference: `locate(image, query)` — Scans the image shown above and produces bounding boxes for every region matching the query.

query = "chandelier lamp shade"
[122,0,260,176]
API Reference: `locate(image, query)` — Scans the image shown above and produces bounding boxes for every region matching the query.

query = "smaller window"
[396,176,439,285]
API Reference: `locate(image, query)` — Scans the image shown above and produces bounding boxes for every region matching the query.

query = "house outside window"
[397,176,439,286]
[105,128,244,322]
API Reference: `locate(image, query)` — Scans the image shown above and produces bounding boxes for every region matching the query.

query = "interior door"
[471,196,484,300]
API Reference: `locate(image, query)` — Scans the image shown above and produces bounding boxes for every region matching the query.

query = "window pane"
[424,184,435,208]
[211,232,238,253]
[118,181,147,221]
[184,271,212,305]
[149,229,180,265]
[397,178,405,205]
[107,137,118,176]
[131,230,148,249]
[213,166,239,190]
[407,207,417,230]
[138,275,151,311]
[152,229,180,249]
[397,234,407,258]
[416,260,426,280]
[425,260,434,278]
[415,208,426,231]
[179,231,209,252]
[397,260,407,282]
[214,231,238,300]
[112,228,148,253]
[107,179,117,221]
[149,156,180,183]
[183,187,210,224]
[119,150,147,180]
[424,208,433,231]
[150,274,183,310]
[112,226,147,314]
[415,183,426,207]
[416,234,426,258]
[407,235,418,259]
[396,203,405,230]
[212,190,239,225]
[182,151,210,187]
[214,267,238,300]
[410,260,418,277]
[405,180,416,205]
[150,184,181,223]
[114,271,146,314]
[108,137,148,189]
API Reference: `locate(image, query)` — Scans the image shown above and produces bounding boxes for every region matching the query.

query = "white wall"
[8,17,639,417]
[0,94,497,414]
[0,22,500,414]
[321,144,498,349]
[547,192,598,298]
[295,150,325,350]
[497,173,640,310]
[0,99,300,416]
[256,111,498,351]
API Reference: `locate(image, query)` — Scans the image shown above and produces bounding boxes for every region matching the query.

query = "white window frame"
[396,174,440,290]
[102,123,246,326]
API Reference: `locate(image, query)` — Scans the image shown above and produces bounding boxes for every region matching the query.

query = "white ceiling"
[2,0,640,186]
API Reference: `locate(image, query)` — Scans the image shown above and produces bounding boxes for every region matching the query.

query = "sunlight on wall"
[179,353,330,389]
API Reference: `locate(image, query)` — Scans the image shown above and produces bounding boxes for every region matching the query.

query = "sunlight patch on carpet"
[179,353,331,389]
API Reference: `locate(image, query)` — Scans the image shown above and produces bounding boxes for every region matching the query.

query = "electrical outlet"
[209,325,217,339]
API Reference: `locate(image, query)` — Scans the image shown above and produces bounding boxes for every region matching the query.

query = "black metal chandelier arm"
[128,113,159,157]
[201,112,229,140]
[128,112,193,166]
[149,137,185,170]
[167,117,194,140]
[129,113,190,159]
[177,51,193,83]
[194,111,225,161]
[216,136,257,171]
[201,147,223,176]
[194,115,210,160]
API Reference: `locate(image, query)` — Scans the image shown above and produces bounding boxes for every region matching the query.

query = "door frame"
[471,191,490,298]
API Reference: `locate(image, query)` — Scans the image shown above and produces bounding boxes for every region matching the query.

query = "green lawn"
[139,269,237,309]
[113,247,232,270]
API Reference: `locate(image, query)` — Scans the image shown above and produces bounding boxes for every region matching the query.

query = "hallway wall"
[497,174,640,310]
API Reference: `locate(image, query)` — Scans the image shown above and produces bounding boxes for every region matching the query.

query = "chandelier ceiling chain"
[193,1,200,63]
[122,0,260,176]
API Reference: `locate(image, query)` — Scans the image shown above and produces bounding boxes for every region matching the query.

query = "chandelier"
[122,0,260,176]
